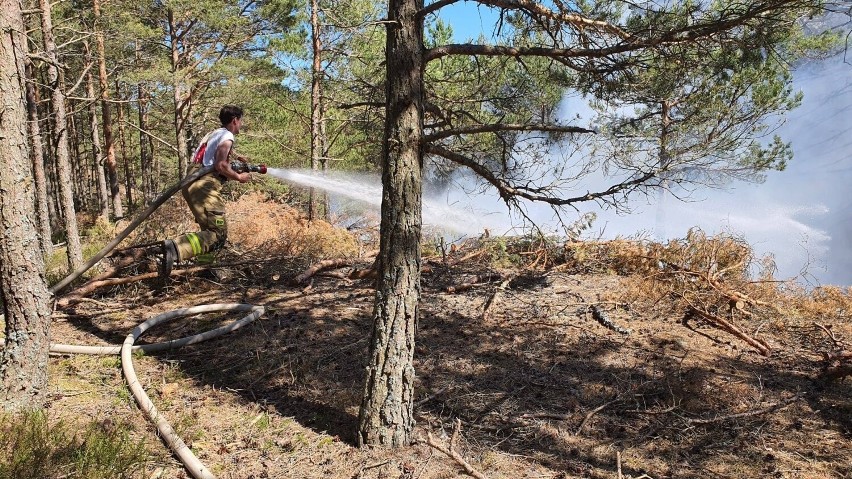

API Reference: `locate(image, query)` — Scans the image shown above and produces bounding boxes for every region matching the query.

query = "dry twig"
[446,273,506,294]
[688,394,803,425]
[292,258,355,284]
[686,306,771,356]
[424,419,489,479]
[482,274,515,320]
[575,397,621,435]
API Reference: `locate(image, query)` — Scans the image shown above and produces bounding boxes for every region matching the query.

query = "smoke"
[422,56,852,286]
[270,55,851,286]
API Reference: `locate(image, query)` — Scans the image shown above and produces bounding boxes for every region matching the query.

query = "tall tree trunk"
[92,0,122,218]
[0,0,53,411]
[138,86,153,202]
[85,56,110,219]
[68,102,86,210]
[40,69,61,234]
[115,80,134,209]
[135,40,154,203]
[309,0,323,221]
[39,0,83,270]
[25,60,53,256]
[167,9,189,176]
[321,97,330,221]
[357,0,423,448]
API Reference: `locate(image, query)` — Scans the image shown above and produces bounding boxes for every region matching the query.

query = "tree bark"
[357,0,423,448]
[85,53,110,219]
[115,80,134,209]
[39,0,84,270]
[309,0,326,221]
[92,0,122,218]
[25,60,53,256]
[0,0,53,411]
[168,9,189,175]
[135,40,154,203]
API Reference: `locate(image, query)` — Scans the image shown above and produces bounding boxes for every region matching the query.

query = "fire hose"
[48,161,267,479]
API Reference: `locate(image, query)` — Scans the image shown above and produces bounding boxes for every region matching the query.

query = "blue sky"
[432,1,501,42]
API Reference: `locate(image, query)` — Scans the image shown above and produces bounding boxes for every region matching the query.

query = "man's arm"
[213,139,250,183]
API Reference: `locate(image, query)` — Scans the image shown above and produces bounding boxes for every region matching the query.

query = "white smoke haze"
[268,55,851,287]
[430,56,852,286]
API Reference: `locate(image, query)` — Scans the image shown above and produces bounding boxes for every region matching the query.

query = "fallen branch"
[814,322,845,347]
[482,274,515,320]
[414,386,452,409]
[686,306,771,356]
[446,273,505,294]
[688,394,803,425]
[55,248,149,307]
[292,258,355,284]
[575,397,621,435]
[649,256,779,312]
[449,248,487,266]
[424,419,489,479]
[520,412,572,421]
[55,266,209,308]
[590,305,631,335]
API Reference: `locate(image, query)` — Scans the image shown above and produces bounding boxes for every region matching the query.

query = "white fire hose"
[47,165,265,479]
[50,303,265,479]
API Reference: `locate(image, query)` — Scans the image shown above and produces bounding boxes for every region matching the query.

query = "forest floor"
[42,192,852,479]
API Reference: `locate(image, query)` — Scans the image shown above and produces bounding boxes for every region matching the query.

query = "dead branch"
[825,351,852,360]
[449,247,487,266]
[446,273,506,293]
[650,256,779,312]
[575,397,621,435]
[414,386,452,408]
[688,394,803,425]
[814,322,844,347]
[424,419,489,479]
[55,248,149,307]
[617,451,623,479]
[520,412,573,421]
[292,258,355,284]
[686,306,771,356]
[590,305,631,335]
[482,274,515,320]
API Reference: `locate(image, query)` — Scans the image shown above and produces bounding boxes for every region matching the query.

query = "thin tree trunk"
[85,51,110,219]
[25,60,53,256]
[68,101,86,210]
[135,40,154,203]
[0,0,53,411]
[40,0,84,270]
[357,0,423,448]
[321,99,330,221]
[167,9,189,176]
[115,80,134,209]
[92,0,122,218]
[40,68,61,233]
[309,0,323,221]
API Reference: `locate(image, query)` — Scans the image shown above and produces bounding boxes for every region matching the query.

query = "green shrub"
[0,410,150,479]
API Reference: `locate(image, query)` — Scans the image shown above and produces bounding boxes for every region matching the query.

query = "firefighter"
[160,105,252,277]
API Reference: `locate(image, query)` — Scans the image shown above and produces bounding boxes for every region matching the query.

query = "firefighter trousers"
[172,164,228,262]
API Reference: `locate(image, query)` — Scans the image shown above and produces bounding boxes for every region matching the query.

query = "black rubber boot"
[160,239,178,280]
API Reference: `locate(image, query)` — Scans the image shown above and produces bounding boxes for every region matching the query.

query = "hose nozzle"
[230,160,267,174]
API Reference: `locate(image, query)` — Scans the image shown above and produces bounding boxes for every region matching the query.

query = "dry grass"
[43,199,852,479]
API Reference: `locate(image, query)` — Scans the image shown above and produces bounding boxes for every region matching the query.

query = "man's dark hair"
[219,105,243,126]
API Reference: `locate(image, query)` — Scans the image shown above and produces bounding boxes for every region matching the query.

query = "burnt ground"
[47,252,852,479]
